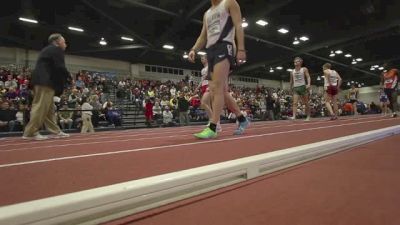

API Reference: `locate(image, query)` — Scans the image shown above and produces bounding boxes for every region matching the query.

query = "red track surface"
[0,115,399,208]
[110,133,400,225]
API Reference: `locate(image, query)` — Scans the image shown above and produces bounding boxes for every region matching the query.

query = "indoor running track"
[0,115,399,214]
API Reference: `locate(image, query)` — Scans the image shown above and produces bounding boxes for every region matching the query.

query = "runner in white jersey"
[289,57,311,121]
[323,63,342,120]
[347,84,359,116]
[196,55,222,132]
[379,87,389,116]
[188,0,248,139]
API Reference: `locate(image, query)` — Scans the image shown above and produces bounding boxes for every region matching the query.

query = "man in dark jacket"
[177,91,190,126]
[23,33,71,140]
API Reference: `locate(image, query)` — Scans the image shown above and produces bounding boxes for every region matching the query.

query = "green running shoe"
[194,127,217,139]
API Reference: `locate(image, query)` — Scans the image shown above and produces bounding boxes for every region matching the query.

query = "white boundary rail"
[0,125,399,225]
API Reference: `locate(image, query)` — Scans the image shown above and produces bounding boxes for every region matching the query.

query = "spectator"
[81,96,95,133]
[58,103,73,130]
[0,101,17,132]
[177,92,190,126]
[144,98,153,127]
[162,106,175,127]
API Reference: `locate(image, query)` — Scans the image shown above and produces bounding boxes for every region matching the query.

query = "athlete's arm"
[227,0,246,64]
[304,67,311,88]
[324,70,332,86]
[337,73,343,90]
[289,72,294,89]
[189,14,207,63]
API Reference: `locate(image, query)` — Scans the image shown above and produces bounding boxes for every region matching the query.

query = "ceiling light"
[163,44,174,50]
[335,50,343,54]
[383,70,387,72]
[68,26,84,32]
[299,36,309,41]
[269,67,274,73]
[370,67,375,71]
[356,58,363,62]
[293,37,300,45]
[121,36,134,42]
[344,54,352,58]
[358,84,362,88]
[352,61,357,64]
[276,66,283,70]
[19,17,38,24]
[287,69,293,72]
[241,18,248,28]
[373,65,379,68]
[99,37,107,46]
[278,28,289,34]
[183,52,188,59]
[197,51,206,56]
[347,82,350,86]
[317,76,321,81]
[351,81,355,83]
[378,67,384,70]
[329,51,335,57]
[256,19,268,26]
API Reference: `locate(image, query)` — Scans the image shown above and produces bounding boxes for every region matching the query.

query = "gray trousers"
[179,111,189,126]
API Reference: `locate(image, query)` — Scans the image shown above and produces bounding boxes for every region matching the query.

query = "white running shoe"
[216,122,222,133]
[22,134,49,141]
[53,131,70,138]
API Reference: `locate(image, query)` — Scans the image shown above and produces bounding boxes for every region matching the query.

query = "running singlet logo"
[227,44,233,56]
[207,13,221,37]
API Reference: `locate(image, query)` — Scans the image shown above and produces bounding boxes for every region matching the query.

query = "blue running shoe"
[233,117,250,135]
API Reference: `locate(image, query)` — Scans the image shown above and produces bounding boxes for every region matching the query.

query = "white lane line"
[0,118,394,169]
[0,115,382,145]
[0,117,388,152]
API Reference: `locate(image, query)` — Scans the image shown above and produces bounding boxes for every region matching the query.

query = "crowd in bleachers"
[0,64,385,133]
[0,65,123,132]
[112,74,382,128]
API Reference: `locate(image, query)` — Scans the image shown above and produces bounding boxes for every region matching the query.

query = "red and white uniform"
[200,65,209,95]
[383,69,398,89]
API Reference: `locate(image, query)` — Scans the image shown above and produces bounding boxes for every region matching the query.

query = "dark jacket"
[177,97,190,112]
[31,44,70,96]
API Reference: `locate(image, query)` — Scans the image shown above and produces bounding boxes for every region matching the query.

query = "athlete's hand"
[236,50,247,65]
[188,50,196,63]
[306,84,311,89]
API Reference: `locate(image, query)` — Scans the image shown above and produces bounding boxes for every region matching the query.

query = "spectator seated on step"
[105,101,122,127]
[162,106,175,127]
[58,103,73,130]
[0,100,18,132]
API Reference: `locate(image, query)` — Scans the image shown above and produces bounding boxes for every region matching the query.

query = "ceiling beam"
[262,0,294,15]
[0,35,31,48]
[355,56,400,68]
[138,0,209,58]
[239,0,400,74]
[186,0,209,19]
[119,0,179,17]
[86,0,398,79]
[81,0,153,47]
[70,44,148,54]
[243,34,378,77]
